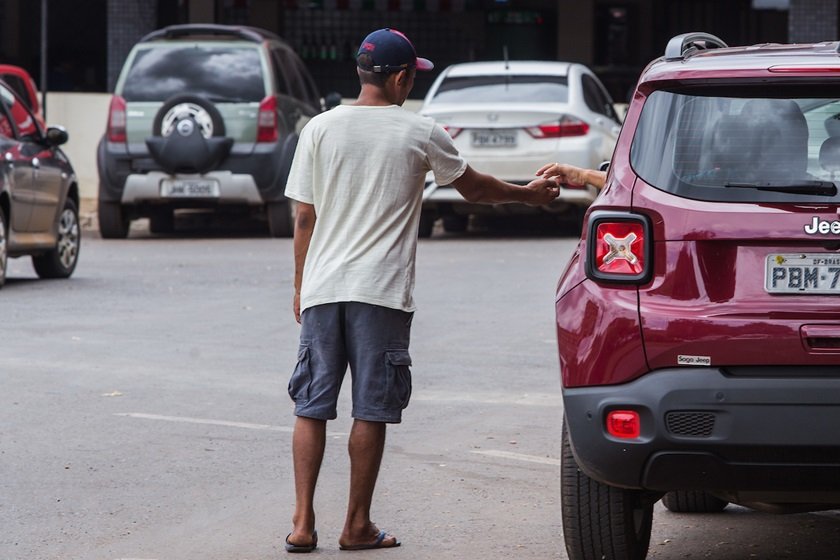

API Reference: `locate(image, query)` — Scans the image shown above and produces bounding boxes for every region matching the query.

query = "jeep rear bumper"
[564,367,840,497]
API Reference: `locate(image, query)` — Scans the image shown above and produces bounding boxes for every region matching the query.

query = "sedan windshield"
[122,45,265,102]
[631,87,840,203]
[430,75,568,104]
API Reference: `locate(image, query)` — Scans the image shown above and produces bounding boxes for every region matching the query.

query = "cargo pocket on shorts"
[384,350,412,410]
[288,345,312,403]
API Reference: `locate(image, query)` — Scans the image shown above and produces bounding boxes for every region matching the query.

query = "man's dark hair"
[357,65,389,88]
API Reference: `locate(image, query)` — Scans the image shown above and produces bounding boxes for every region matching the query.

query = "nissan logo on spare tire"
[176,119,195,137]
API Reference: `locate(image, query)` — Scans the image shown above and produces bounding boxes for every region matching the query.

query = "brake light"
[106,95,126,143]
[257,95,278,143]
[606,410,641,439]
[443,126,462,139]
[586,211,652,284]
[768,65,840,73]
[526,115,589,138]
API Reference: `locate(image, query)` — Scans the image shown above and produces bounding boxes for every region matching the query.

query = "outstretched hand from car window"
[536,163,606,190]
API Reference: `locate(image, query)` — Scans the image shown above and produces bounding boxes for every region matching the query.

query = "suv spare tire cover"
[152,94,226,138]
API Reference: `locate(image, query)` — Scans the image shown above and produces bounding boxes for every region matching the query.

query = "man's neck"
[354,84,401,107]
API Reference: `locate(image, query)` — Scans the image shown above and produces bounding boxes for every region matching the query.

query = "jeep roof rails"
[664,32,728,61]
[140,24,281,44]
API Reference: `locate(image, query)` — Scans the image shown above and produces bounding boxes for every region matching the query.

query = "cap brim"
[416,57,434,71]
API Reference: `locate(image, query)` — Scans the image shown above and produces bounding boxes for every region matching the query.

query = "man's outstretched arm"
[451,165,560,206]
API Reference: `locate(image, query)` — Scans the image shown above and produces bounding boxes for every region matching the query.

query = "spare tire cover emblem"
[177,119,195,137]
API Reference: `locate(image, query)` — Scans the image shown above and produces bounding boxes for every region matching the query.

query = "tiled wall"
[788,0,837,43]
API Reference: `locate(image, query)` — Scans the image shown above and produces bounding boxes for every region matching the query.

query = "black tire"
[152,94,225,138]
[98,200,129,239]
[267,201,293,238]
[149,209,175,234]
[442,214,468,233]
[661,491,728,513]
[562,422,654,560]
[418,210,435,238]
[0,206,7,289]
[32,198,80,279]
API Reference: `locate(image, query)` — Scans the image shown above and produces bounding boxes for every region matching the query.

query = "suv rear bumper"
[121,171,262,205]
[564,367,840,496]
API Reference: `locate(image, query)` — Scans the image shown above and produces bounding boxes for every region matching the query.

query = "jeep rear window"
[430,75,568,104]
[631,88,840,203]
[122,45,265,102]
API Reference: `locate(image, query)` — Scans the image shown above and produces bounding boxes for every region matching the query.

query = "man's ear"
[395,69,407,86]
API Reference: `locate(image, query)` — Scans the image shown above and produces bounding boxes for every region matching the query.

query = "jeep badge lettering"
[804,216,840,235]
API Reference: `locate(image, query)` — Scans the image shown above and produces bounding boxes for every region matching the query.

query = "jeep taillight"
[257,95,278,143]
[586,211,652,284]
[526,115,589,138]
[606,410,641,439]
[107,95,126,143]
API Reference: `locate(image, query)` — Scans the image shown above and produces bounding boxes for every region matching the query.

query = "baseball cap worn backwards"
[356,28,434,74]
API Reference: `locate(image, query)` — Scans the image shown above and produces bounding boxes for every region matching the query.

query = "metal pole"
[40,0,47,121]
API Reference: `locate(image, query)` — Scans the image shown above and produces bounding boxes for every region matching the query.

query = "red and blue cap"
[356,28,434,74]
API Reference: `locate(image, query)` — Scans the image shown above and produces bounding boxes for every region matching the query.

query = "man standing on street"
[283,27,559,553]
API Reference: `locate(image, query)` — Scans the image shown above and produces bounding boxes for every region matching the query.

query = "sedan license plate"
[765,253,840,294]
[472,129,517,148]
[160,178,220,198]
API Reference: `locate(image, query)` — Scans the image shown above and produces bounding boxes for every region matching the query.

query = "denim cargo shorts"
[288,302,413,423]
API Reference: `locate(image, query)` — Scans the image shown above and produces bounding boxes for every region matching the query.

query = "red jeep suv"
[557,32,840,560]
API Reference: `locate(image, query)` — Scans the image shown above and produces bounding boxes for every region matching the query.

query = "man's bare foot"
[339,524,400,550]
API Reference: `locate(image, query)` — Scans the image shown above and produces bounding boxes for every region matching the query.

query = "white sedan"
[418,60,622,236]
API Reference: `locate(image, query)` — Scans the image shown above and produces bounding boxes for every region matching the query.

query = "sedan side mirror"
[44,126,69,147]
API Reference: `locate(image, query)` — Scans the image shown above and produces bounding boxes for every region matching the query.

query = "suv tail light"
[443,126,462,139]
[106,95,127,143]
[526,115,589,138]
[606,410,641,439]
[586,211,653,284]
[257,95,278,143]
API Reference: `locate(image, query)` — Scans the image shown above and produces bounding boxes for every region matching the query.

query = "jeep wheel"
[562,422,654,560]
[0,206,7,289]
[98,200,129,239]
[152,94,225,138]
[267,201,294,238]
[662,491,728,513]
[33,198,80,279]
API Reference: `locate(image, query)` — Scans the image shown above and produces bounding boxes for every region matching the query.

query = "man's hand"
[536,162,606,190]
[522,176,560,206]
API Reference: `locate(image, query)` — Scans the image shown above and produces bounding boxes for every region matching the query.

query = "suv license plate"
[765,254,840,294]
[472,130,517,148]
[161,178,220,198]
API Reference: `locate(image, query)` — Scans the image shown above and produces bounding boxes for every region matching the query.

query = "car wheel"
[442,214,468,233]
[149,209,175,234]
[562,422,654,560]
[418,210,435,238]
[152,94,226,138]
[98,200,129,239]
[0,206,7,289]
[267,201,294,238]
[661,491,728,513]
[32,198,80,279]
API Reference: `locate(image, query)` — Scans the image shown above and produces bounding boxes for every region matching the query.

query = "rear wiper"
[724,180,838,196]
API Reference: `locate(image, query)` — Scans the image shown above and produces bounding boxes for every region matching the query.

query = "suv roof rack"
[665,32,728,61]
[140,24,281,44]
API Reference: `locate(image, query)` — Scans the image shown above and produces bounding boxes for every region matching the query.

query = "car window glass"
[0,83,37,139]
[431,75,568,104]
[122,45,266,102]
[274,47,310,103]
[582,74,618,121]
[631,88,840,204]
[294,58,320,107]
[2,75,31,109]
[269,49,291,96]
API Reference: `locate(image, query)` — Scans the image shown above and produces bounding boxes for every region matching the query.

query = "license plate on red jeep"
[765,254,840,294]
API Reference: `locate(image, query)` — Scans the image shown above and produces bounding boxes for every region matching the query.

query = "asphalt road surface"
[2,220,839,560]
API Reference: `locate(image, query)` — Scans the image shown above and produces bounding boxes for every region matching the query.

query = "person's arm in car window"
[536,162,607,190]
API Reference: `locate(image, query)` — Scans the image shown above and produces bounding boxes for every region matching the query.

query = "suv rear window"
[631,87,840,204]
[122,45,265,102]
[430,75,568,104]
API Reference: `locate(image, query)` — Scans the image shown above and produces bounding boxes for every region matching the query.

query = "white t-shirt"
[284,104,467,313]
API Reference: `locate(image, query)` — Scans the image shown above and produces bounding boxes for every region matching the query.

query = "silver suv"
[97,24,338,238]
